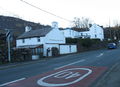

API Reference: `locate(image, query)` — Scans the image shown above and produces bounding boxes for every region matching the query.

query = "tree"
[72,17,92,28]
[0,34,8,63]
[113,20,120,28]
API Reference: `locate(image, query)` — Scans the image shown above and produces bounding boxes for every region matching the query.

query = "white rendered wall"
[16,37,45,47]
[78,24,104,40]
[71,45,77,53]
[59,45,77,54]
[89,24,104,40]
[45,28,65,44]
[60,29,79,38]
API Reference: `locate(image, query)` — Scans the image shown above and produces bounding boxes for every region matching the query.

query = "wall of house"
[16,37,45,47]
[78,24,104,40]
[89,24,104,40]
[45,28,65,44]
[60,29,71,38]
[43,44,77,56]
[59,45,77,54]
[60,28,79,38]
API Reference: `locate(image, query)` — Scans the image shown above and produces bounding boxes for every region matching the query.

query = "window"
[37,37,40,42]
[81,33,83,36]
[22,39,25,43]
[95,34,97,38]
[32,48,43,55]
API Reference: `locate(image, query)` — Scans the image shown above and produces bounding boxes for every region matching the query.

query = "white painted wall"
[60,28,79,38]
[45,28,65,44]
[60,45,70,54]
[78,24,104,40]
[16,37,45,47]
[71,45,77,53]
[59,45,77,54]
[89,24,104,40]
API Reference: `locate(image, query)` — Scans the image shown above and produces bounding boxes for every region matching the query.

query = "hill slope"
[0,15,51,36]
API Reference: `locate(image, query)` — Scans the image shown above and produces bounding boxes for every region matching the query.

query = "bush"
[79,39,93,48]
[12,48,32,62]
[51,47,59,56]
[66,38,78,44]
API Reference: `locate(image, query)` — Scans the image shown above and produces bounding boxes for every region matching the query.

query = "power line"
[20,0,71,22]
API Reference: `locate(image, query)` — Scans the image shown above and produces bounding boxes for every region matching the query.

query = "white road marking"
[38,68,92,86]
[54,59,85,70]
[0,78,26,86]
[97,53,104,57]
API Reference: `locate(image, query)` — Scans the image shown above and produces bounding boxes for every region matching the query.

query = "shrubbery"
[66,38,101,48]
[66,38,105,52]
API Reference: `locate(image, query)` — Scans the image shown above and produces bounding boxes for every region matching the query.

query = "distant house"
[60,24,104,41]
[60,28,79,38]
[16,22,77,59]
[79,24,104,40]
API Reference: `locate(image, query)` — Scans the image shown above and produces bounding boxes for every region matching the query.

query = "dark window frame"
[37,37,40,42]
[22,39,25,43]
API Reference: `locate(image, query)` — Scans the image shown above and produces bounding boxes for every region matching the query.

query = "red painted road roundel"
[6,66,107,87]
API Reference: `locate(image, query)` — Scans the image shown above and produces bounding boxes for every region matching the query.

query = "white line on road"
[97,53,104,57]
[0,78,26,86]
[54,59,85,70]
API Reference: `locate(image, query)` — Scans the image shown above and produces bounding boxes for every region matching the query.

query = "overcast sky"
[0,0,120,28]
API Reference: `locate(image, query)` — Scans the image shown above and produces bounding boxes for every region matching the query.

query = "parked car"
[107,43,117,49]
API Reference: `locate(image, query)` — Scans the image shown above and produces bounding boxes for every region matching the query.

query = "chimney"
[25,26,32,32]
[52,21,58,29]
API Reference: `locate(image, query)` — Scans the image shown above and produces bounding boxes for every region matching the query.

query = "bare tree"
[72,17,92,28]
[113,20,120,28]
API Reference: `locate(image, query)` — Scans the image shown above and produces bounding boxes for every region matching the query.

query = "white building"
[16,22,77,59]
[79,24,104,40]
[60,28,79,38]
[60,24,104,41]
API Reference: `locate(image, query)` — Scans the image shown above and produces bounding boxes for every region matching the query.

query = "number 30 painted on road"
[37,68,92,87]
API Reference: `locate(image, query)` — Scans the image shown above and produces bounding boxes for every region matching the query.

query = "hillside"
[0,15,51,37]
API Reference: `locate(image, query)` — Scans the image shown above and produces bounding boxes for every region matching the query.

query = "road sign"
[5,66,107,87]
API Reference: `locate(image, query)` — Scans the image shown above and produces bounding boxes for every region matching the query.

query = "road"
[0,48,120,87]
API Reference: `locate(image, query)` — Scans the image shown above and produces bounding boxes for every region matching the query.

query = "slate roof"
[18,28,52,39]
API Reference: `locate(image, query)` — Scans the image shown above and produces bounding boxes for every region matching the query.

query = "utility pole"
[6,29,11,62]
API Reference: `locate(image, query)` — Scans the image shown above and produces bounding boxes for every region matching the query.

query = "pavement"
[94,62,120,87]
